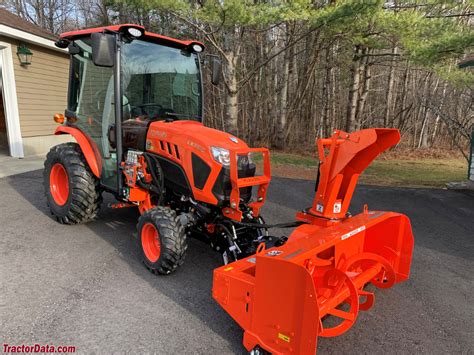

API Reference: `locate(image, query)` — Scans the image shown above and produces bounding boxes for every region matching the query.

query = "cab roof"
[60,24,204,49]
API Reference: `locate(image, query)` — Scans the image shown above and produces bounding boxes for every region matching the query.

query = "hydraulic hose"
[136,179,160,195]
[143,153,165,204]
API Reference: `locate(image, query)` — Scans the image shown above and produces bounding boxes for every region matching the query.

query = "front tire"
[43,143,102,224]
[137,207,187,275]
[249,346,270,355]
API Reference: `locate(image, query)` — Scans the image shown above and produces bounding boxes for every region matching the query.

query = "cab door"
[67,39,118,191]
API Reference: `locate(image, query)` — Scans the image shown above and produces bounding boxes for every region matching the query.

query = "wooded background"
[4,0,474,157]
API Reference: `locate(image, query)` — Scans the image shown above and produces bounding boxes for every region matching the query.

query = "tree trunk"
[224,52,239,136]
[320,46,334,137]
[431,81,448,144]
[330,43,337,132]
[383,46,398,127]
[345,45,363,132]
[418,114,429,148]
[394,60,410,129]
[248,33,261,146]
[276,27,290,149]
[418,76,439,148]
[355,50,371,130]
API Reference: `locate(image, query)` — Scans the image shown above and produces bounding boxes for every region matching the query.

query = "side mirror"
[68,43,81,55]
[55,38,70,49]
[91,32,115,67]
[211,57,221,85]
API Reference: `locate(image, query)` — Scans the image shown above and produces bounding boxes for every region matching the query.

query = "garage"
[0,8,70,158]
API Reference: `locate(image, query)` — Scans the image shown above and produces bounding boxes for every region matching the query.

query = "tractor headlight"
[192,44,204,53]
[127,27,143,38]
[211,147,231,166]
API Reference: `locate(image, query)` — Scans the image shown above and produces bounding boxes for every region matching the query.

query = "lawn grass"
[268,152,318,168]
[254,151,466,188]
[362,158,466,188]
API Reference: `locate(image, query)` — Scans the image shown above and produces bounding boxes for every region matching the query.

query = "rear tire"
[137,207,187,275]
[43,142,102,224]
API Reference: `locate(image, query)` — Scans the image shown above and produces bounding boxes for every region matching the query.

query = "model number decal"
[187,140,205,152]
[341,226,366,241]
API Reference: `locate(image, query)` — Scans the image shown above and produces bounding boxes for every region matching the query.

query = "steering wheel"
[131,103,176,120]
[131,103,163,117]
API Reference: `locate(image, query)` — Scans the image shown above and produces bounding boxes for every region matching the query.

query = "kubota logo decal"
[149,130,167,138]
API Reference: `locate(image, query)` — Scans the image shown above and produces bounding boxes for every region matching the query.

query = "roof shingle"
[0,8,57,40]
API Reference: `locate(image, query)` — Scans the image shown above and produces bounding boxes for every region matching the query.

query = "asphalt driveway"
[1,170,473,353]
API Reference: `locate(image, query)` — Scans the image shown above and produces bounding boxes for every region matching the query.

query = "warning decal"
[278,333,291,343]
[341,225,366,241]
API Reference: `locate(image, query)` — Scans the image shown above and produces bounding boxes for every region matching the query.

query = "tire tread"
[43,142,102,225]
[137,206,187,275]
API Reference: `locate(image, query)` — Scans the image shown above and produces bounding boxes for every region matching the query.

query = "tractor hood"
[147,120,250,152]
[144,119,265,208]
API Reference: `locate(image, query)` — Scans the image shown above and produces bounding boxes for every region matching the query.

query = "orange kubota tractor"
[44,24,414,354]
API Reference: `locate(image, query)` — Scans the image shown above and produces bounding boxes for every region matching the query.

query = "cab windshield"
[122,39,202,121]
[68,38,202,125]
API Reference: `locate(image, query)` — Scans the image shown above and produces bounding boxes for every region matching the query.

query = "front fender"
[55,126,102,178]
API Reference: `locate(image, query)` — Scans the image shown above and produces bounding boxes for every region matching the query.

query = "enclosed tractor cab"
[46,24,271,273]
[45,24,414,354]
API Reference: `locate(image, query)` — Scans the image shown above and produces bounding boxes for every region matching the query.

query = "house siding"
[0,35,68,137]
[9,38,69,137]
[0,35,73,156]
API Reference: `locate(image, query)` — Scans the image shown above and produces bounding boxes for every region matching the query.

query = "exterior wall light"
[17,43,33,66]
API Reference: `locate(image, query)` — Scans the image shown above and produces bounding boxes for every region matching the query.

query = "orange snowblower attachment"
[213,128,414,354]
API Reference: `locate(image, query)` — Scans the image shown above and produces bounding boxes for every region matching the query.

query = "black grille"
[212,162,256,205]
[192,153,211,189]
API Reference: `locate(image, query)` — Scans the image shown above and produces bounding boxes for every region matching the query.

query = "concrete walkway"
[0,154,44,178]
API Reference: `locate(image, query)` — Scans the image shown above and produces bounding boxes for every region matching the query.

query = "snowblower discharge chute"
[213,128,414,354]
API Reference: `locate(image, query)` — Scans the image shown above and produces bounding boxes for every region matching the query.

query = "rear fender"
[55,126,102,178]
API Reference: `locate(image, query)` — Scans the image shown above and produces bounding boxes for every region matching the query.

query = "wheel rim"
[141,223,161,262]
[50,163,69,206]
